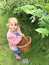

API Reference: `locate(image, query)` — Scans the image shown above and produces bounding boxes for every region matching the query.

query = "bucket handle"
[23,35,28,43]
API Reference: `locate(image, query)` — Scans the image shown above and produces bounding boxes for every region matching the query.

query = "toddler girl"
[7,17,24,60]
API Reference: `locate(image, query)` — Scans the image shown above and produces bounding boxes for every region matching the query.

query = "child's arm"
[7,35,22,45]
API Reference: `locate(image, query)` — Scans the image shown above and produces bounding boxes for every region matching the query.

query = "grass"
[0,14,49,65]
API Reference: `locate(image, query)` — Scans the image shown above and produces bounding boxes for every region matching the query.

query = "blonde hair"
[6,17,19,27]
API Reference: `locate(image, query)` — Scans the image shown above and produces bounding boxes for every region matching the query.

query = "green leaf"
[39,14,49,30]
[40,5,49,12]
[20,5,37,14]
[35,28,49,38]
[32,9,46,17]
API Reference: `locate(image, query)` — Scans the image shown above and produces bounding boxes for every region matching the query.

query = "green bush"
[13,4,49,38]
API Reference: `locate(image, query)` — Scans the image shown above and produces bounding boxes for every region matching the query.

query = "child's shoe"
[22,58,29,63]
[16,55,22,60]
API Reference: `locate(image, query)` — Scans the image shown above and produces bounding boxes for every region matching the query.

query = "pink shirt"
[7,27,22,51]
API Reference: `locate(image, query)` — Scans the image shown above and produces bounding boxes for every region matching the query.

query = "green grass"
[0,14,49,65]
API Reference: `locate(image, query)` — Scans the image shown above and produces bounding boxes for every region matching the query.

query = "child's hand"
[20,34,25,38]
[22,34,25,37]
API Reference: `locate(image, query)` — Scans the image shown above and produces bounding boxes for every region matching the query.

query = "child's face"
[9,21,19,32]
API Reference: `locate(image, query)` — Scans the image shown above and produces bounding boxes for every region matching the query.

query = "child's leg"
[13,48,22,60]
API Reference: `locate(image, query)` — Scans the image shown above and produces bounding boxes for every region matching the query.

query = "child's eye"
[15,23,19,26]
[15,23,17,26]
[11,24,13,26]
